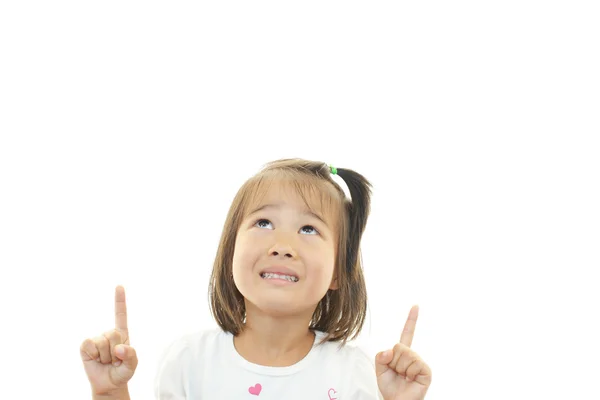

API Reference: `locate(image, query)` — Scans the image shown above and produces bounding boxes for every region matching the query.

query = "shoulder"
[154,328,231,395]
[313,331,374,365]
[344,343,381,399]
[313,333,380,399]
[172,327,227,347]
[158,327,230,362]
[154,328,234,398]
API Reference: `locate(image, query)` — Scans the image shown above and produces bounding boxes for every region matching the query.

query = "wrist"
[92,388,130,400]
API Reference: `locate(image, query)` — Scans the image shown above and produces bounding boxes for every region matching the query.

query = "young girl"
[80,158,432,400]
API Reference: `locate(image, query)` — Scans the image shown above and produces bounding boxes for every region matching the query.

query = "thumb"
[114,344,138,373]
[375,349,393,376]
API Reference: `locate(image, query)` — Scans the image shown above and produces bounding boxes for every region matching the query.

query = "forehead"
[242,174,343,225]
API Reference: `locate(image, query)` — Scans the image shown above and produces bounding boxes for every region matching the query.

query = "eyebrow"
[248,203,328,227]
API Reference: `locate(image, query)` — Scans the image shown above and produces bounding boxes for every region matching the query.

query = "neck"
[233,302,316,367]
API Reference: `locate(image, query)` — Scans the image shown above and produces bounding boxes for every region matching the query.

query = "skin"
[231,182,340,366]
[79,285,433,400]
[80,286,136,399]
[375,305,433,400]
[231,182,433,400]
[79,184,432,400]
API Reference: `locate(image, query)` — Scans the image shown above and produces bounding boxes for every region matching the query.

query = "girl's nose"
[268,237,298,259]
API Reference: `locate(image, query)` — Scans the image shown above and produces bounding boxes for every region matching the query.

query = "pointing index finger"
[400,305,419,347]
[115,285,129,342]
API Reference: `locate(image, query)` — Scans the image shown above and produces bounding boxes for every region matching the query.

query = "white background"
[1,1,598,399]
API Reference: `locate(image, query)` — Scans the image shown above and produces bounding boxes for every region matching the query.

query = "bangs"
[240,169,343,228]
[209,158,369,343]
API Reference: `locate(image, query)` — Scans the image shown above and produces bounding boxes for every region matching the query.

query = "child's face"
[232,181,339,318]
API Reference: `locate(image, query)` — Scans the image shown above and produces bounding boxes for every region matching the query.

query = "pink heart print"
[328,388,338,400]
[249,383,262,396]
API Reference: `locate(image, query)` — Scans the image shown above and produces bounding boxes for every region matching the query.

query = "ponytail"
[334,167,372,274]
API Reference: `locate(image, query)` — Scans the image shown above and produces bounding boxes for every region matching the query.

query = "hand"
[80,286,138,395]
[375,306,432,400]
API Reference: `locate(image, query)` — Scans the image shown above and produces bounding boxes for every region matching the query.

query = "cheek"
[311,244,336,277]
[231,238,246,271]
[232,236,261,270]
[324,241,336,265]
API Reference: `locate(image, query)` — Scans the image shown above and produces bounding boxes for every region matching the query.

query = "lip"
[259,266,299,279]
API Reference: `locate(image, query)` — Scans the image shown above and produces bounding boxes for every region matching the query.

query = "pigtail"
[209,158,373,344]
[334,167,372,274]
[311,164,372,343]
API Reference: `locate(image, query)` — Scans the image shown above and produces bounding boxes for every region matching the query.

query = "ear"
[329,275,339,290]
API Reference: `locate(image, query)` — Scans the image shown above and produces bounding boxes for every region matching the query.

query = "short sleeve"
[345,346,382,400]
[153,336,192,400]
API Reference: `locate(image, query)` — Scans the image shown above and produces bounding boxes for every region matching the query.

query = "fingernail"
[115,346,124,356]
[380,350,391,360]
[113,360,122,366]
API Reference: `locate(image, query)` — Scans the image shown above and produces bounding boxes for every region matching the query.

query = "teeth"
[261,272,299,282]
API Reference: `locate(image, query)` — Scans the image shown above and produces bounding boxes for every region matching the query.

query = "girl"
[80,158,432,400]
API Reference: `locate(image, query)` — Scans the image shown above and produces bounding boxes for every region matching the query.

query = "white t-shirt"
[154,328,381,400]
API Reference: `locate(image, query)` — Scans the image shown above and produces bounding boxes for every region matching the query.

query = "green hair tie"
[329,165,338,175]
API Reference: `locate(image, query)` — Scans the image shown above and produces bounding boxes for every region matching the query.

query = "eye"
[254,219,273,229]
[300,225,319,235]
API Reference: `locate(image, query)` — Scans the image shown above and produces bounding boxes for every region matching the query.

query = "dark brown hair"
[209,158,372,344]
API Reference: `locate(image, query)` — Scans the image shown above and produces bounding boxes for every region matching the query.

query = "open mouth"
[260,272,299,283]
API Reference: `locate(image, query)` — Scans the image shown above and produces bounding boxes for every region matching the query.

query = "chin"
[245,297,316,318]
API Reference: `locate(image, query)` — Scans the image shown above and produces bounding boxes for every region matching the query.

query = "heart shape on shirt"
[328,388,338,400]
[249,383,262,396]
